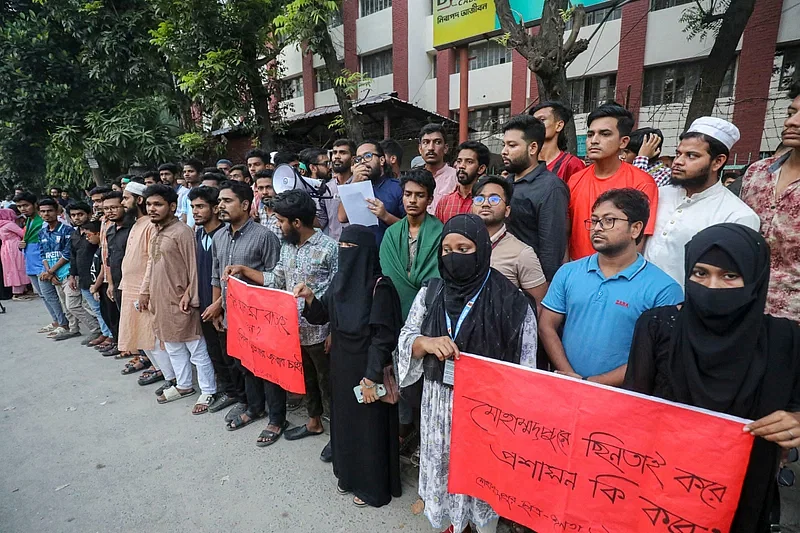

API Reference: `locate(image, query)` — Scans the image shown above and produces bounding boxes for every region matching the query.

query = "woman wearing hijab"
[295,224,403,508]
[0,208,28,298]
[396,214,537,533]
[624,223,800,533]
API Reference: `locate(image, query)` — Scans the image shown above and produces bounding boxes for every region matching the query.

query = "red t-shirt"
[547,151,586,184]
[568,162,658,260]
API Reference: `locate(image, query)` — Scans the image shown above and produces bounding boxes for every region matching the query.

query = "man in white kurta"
[644,117,760,287]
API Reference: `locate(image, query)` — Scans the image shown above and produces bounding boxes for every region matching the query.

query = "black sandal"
[226,411,265,432]
[138,369,164,386]
[154,379,177,396]
[256,420,290,447]
[121,358,151,375]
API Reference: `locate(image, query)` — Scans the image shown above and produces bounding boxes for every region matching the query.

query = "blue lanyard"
[445,272,490,340]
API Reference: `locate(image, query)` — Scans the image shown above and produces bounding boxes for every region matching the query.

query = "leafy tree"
[150,0,286,150]
[275,1,365,142]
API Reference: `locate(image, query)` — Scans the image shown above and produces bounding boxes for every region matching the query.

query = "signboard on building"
[433,0,605,48]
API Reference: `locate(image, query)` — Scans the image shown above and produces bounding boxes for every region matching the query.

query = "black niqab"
[332,224,383,335]
[668,223,770,418]
[421,214,531,382]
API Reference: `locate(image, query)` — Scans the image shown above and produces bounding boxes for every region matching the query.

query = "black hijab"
[332,224,384,335]
[668,223,770,418]
[421,214,531,382]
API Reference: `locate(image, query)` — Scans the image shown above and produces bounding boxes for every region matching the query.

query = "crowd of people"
[0,80,799,533]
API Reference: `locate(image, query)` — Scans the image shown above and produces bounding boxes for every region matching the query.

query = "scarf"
[379,213,443,319]
[333,225,384,334]
[421,214,531,383]
[23,215,43,244]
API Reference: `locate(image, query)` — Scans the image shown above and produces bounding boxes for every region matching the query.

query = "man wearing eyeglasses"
[539,188,681,387]
[337,140,405,246]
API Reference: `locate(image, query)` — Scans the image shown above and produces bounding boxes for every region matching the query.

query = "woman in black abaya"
[295,224,402,508]
[624,223,800,533]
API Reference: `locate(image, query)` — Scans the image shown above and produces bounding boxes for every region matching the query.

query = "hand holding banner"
[226,276,305,394]
[448,354,754,533]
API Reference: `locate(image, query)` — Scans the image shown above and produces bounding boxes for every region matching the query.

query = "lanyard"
[445,272,490,340]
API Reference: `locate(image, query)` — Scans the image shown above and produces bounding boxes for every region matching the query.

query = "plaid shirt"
[633,156,672,187]
[258,202,283,241]
[263,230,338,346]
[211,218,281,326]
[435,187,473,223]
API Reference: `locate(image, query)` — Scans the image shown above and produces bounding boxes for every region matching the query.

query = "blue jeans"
[35,276,67,325]
[81,289,112,338]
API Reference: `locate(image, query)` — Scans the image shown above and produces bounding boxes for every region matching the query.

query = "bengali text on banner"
[226,276,305,394]
[448,353,755,533]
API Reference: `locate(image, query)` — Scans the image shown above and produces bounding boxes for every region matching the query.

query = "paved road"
[0,299,428,533]
[2,298,799,532]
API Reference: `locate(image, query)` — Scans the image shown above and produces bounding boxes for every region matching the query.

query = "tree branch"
[495,0,530,49]
[562,5,586,56]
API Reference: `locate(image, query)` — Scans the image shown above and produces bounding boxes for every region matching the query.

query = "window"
[650,0,693,11]
[361,49,393,78]
[282,76,303,99]
[454,40,512,73]
[565,5,621,30]
[641,61,735,107]
[360,0,391,17]
[777,47,799,92]
[329,8,343,26]
[568,74,617,114]
[316,64,343,92]
[453,104,511,132]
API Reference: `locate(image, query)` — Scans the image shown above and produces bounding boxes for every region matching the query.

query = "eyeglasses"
[313,160,331,167]
[584,216,630,230]
[353,153,375,165]
[472,194,504,206]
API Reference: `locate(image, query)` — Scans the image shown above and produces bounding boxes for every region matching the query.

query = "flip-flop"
[192,393,215,415]
[157,386,196,404]
[226,411,266,432]
[255,420,290,446]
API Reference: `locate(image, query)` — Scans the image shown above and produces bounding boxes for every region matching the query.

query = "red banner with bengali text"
[226,276,305,394]
[448,353,754,533]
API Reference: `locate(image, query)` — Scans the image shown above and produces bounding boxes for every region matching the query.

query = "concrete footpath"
[1,298,799,532]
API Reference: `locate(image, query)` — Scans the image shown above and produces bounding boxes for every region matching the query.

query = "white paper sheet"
[338,181,378,227]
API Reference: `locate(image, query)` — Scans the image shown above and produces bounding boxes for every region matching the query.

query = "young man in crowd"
[254,170,282,240]
[502,114,569,284]
[300,148,331,230]
[178,158,203,228]
[741,81,800,321]
[98,191,130,357]
[228,164,250,183]
[472,176,546,312]
[435,140,489,223]
[200,173,223,189]
[645,117,760,287]
[320,138,355,241]
[89,186,111,220]
[81,220,115,348]
[51,187,67,208]
[338,140,404,246]
[418,124,457,213]
[204,181,281,426]
[216,159,232,175]
[621,128,671,187]
[58,202,103,342]
[36,198,73,338]
[381,138,404,178]
[530,101,585,183]
[539,189,682,386]
[246,148,271,178]
[158,163,180,190]
[14,192,62,332]
[140,184,217,414]
[568,102,658,260]
[190,186,236,414]
[264,190,338,450]
[142,171,161,187]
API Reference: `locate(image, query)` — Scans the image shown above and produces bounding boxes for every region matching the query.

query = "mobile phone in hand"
[353,384,387,403]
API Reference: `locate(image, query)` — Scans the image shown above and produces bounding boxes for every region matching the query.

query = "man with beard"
[435,140,489,223]
[501,114,569,284]
[141,184,217,413]
[539,189,681,386]
[178,159,203,228]
[418,124,457,213]
[254,170,282,239]
[96,191,129,357]
[645,117,759,287]
[337,140,404,246]
[203,181,280,428]
[158,163,180,190]
[320,138,356,241]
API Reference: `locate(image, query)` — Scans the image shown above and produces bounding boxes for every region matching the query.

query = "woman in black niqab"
[299,224,402,508]
[623,223,800,533]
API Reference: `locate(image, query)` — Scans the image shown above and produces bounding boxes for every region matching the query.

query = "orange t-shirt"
[568,162,658,260]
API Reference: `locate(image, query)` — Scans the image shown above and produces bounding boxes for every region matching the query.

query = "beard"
[592,235,628,256]
[332,162,350,174]
[284,225,301,245]
[368,165,382,181]
[669,165,711,189]
[503,155,530,175]
[457,170,475,185]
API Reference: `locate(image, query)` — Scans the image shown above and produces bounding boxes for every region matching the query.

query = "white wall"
[312,25,345,68]
[281,96,304,118]
[356,8,393,55]
[407,10,436,110]
[314,89,337,108]
[360,74,394,99]
[778,0,800,44]
[566,18,622,78]
[448,63,513,110]
[279,43,304,77]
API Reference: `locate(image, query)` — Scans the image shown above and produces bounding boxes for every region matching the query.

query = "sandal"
[226,411,266,432]
[157,386,196,404]
[114,351,136,360]
[353,496,368,508]
[337,483,351,495]
[255,420,289,446]
[154,379,177,396]
[121,358,150,375]
[138,369,164,386]
[192,393,215,415]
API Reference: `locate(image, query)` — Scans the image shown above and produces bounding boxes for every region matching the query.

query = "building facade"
[277,0,800,163]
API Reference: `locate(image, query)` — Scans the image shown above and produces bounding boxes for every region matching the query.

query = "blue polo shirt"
[542,253,683,377]
[372,176,405,246]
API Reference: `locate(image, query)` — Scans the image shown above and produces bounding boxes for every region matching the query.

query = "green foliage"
[680,0,730,41]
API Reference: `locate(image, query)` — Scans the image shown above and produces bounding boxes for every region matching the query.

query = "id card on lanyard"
[442,272,490,386]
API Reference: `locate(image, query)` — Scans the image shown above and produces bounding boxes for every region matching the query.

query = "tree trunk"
[242,40,276,151]
[537,71,577,153]
[317,26,363,143]
[683,0,757,129]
